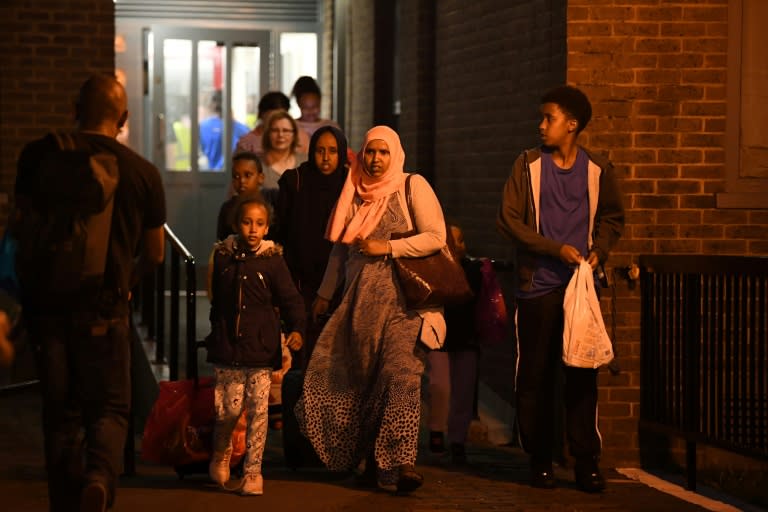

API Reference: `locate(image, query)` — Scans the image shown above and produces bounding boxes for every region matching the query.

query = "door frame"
[148,26,271,270]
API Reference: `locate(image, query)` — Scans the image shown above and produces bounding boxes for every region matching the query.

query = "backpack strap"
[50,132,76,151]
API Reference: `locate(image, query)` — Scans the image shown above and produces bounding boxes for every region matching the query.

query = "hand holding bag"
[474,258,509,345]
[392,175,473,310]
[562,260,614,368]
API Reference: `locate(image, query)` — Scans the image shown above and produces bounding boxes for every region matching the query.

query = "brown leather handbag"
[392,175,473,310]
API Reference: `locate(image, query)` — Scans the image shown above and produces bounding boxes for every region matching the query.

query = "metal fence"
[640,255,768,490]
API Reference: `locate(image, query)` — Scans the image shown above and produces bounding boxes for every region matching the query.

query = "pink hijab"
[326,125,407,244]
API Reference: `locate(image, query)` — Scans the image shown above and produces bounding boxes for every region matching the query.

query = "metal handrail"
[138,223,197,381]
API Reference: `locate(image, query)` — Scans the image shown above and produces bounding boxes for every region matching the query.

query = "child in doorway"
[426,223,483,464]
[216,151,265,241]
[205,195,305,495]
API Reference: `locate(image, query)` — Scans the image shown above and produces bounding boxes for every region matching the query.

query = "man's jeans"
[31,315,131,512]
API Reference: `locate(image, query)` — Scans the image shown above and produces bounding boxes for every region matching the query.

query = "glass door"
[150,27,270,268]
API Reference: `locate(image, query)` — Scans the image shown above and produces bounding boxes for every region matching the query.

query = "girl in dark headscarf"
[276,125,349,363]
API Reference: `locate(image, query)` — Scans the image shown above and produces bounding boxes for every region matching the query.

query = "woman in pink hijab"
[296,126,447,493]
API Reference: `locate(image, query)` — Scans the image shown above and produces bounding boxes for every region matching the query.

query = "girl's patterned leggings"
[212,365,272,476]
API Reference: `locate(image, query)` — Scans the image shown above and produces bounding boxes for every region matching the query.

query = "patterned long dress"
[295,192,426,484]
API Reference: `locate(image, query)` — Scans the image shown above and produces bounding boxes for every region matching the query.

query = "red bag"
[474,258,509,345]
[141,377,246,467]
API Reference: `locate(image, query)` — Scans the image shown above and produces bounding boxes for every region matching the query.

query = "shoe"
[530,460,556,489]
[429,431,446,454]
[575,457,606,493]
[396,464,423,493]
[80,481,107,512]
[450,442,467,465]
[209,445,233,486]
[239,473,264,495]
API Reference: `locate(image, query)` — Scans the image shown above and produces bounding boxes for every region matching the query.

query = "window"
[719,0,768,208]
[280,32,318,118]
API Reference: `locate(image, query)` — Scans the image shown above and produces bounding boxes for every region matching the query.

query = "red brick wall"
[564,0,766,466]
[0,0,115,226]
[383,0,768,467]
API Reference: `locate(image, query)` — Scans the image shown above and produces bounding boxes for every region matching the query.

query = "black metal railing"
[136,223,197,381]
[640,255,768,491]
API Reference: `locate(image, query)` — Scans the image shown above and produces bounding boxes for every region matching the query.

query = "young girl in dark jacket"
[206,194,305,495]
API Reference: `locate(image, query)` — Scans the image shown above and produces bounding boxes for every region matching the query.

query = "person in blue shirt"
[199,90,250,171]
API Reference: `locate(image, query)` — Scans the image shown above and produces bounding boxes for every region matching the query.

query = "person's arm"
[131,225,165,288]
[591,162,625,265]
[216,201,230,242]
[496,153,562,259]
[316,241,347,302]
[272,256,306,344]
[275,168,298,246]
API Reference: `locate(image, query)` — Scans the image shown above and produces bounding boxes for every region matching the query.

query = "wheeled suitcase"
[141,372,247,478]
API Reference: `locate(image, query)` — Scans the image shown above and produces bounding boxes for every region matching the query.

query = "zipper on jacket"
[235,271,243,339]
[256,271,267,288]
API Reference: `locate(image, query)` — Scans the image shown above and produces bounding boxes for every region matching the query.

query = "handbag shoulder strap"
[403,173,417,229]
[402,173,459,252]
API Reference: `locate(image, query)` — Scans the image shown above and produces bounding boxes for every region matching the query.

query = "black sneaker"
[396,464,423,493]
[574,457,606,493]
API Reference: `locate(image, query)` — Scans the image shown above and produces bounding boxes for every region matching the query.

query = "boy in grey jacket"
[497,85,624,493]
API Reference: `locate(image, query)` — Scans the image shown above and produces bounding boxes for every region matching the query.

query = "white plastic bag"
[562,260,614,369]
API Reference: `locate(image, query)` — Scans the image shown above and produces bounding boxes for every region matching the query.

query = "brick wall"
[398,0,569,457]
[344,0,375,150]
[384,0,768,467]
[0,0,115,227]
[429,0,567,256]
[398,0,436,183]
[564,0,768,466]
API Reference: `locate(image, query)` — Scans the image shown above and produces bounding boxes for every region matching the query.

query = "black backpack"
[15,132,119,305]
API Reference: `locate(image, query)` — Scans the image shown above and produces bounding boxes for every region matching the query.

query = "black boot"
[396,464,423,493]
[574,457,606,493]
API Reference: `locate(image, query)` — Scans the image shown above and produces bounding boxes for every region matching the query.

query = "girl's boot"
[208,443,233,486]
[240,473,264,495]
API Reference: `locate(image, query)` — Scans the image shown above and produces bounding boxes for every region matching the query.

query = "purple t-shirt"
[520,148,589,298]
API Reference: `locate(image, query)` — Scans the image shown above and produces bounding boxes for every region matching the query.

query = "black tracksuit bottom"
[515,287,602,464]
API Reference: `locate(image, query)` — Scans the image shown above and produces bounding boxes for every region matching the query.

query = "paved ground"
[2,387,761,512]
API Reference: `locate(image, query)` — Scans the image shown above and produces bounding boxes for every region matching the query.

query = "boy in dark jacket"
[496,85,624,493]
[206,195,305,495]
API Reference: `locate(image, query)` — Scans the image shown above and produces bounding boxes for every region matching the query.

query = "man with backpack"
[12,74,166,512]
